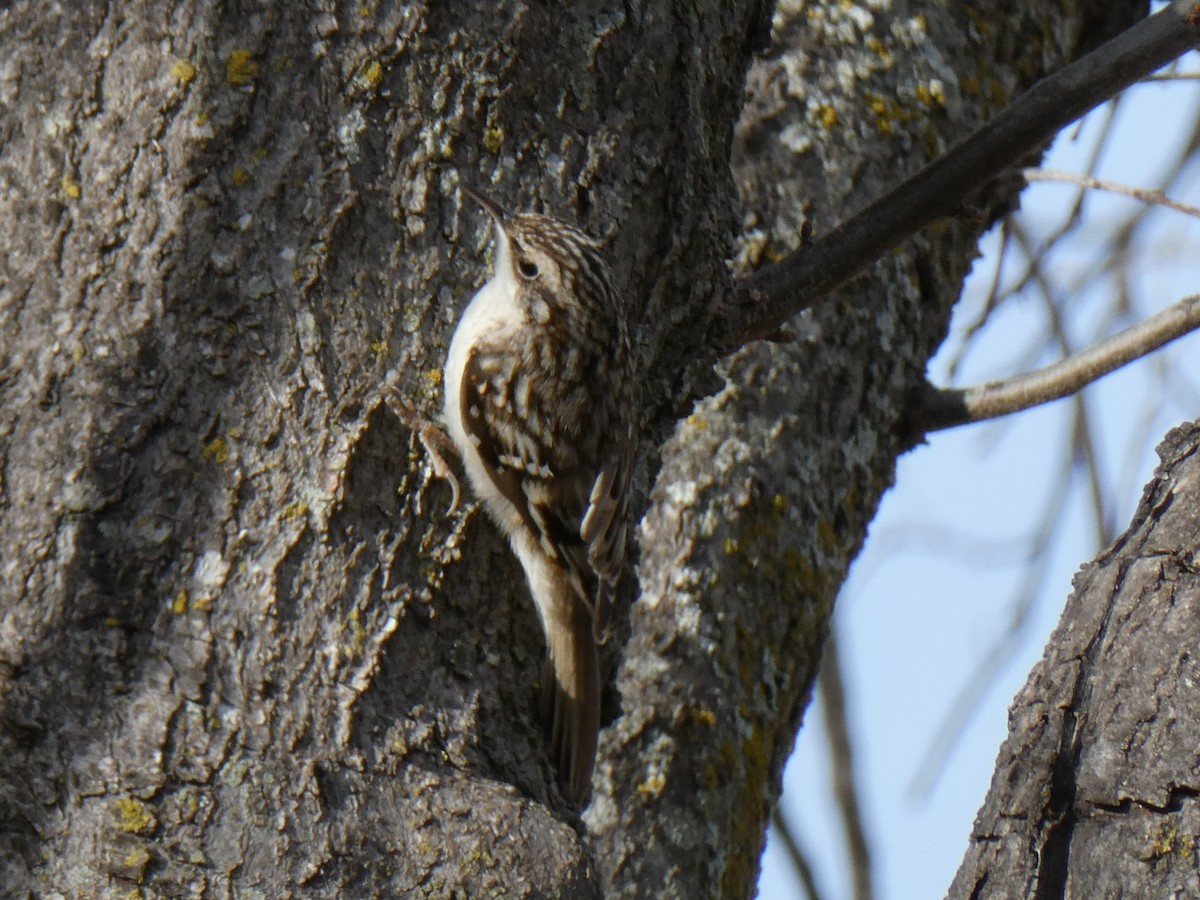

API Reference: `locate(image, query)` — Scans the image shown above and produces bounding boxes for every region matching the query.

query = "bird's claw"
[381,384,463,516]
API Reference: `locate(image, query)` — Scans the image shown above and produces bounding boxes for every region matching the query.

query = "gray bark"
[0,0,1145,896]
[948,420,1200,899]
[590,1,1142,896]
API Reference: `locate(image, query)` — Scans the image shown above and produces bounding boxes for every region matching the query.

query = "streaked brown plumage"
[444,186,634,804]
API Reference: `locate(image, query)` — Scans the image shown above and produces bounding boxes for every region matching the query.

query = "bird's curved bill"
[460,183,508,223]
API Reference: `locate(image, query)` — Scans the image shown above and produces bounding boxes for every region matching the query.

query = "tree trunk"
[0,0,1144,896]
[948,420,1200,899]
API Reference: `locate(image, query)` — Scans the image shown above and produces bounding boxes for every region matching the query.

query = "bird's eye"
[518,259,540,280]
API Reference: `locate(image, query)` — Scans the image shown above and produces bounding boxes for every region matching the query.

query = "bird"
[441,184,635,805]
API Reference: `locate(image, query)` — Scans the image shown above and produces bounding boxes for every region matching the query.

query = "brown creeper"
[444,185,635,805]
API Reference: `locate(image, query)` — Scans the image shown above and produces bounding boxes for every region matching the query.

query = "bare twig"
[818,632,875,900]
[713,0,1200,352]
[1022,167,1200,218]
[1117,349,1173,510]
[770,808,824,900]
[909,444,1074,800]
[912,293,1200,433]
[1008,220,1113,545]
[993,98,1123,309]
[946,222,1015,384]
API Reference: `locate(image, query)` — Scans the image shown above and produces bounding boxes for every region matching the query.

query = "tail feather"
[541,589,601,806]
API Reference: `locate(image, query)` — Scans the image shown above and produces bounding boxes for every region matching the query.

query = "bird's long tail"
[540,578,601,806]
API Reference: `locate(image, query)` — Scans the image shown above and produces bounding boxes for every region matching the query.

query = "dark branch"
[712,0,1200,353]
[913,293,1200,433]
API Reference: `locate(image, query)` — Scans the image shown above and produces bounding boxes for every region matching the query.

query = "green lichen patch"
[357,60,385,91]
[226,49,258,86]
[170,59,196,85]
[114,797,156,836]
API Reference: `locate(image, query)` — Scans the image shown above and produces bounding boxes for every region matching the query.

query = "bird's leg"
[381,383,462,515]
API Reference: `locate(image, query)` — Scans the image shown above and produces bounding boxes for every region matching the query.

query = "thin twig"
[818,632,875,900]
[713,0,1200,352]
[913,293,1200,433]
[946,222,1014,384]
[909,444,1074,800]
[1022,167,1200,218]
[1116,349,1170,521]
[1008,220,1113,545]
[770,807,824,900]
[995,98,1122,307]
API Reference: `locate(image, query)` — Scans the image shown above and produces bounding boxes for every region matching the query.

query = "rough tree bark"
[949,420,1200,899]
[0,0,1148,897]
